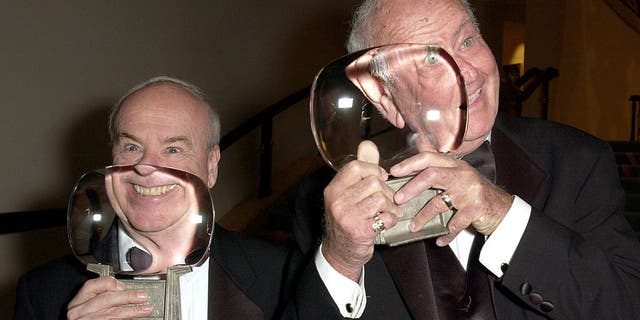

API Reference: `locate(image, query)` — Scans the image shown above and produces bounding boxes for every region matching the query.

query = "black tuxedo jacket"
[289,114,640,319]
[13,225,293,319]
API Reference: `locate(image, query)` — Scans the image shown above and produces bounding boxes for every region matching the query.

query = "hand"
[390,150,512,246]
[322,141,402,282]
[67,277,153,319]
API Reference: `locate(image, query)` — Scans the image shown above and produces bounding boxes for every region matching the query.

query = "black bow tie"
[126,247,153,271]
[462,141,496,183]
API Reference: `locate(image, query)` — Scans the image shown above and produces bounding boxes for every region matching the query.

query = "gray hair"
[346,0,479,53]
[370,51,395,83]
[108,76,221,150]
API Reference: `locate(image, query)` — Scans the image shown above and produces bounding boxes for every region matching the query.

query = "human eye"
[166,146,181,154]
[122,143,140,152]
[461,37,473,49]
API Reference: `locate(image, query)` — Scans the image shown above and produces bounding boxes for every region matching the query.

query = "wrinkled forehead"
[367,0,469,46]
[114,85,211,142]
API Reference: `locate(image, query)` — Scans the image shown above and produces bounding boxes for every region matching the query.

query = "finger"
[68,303,153,320]
[329,180,398,229]
[436,212,474,246]
[390,151,455,177]
[356,184,402,219]
[68,289,149,316]
[408,192,453,232]
[67,278,151,319]
[370,211,400,234]
[331,160,388,189]
[357,140,380,164]
[325,174,392,219]
[394,163,465,204]
[68,277,125,309]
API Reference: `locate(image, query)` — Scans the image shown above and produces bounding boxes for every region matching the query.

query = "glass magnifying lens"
[67,164,214,317]
[310,44,468,246]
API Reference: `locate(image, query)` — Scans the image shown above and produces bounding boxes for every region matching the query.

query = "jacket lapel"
[209,259,263,319]
[379,241,440,320]
[491,128,547,204]
[208,227,263,319]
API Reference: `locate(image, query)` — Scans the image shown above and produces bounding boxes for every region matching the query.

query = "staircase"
[612,141,640,239]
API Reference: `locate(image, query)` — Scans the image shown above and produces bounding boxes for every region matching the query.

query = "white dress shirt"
[117,227,209,319]
[316,196,532,318]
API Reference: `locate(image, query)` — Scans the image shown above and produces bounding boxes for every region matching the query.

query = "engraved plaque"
[374,176,453,246]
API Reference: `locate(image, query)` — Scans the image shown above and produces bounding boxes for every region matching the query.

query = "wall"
[0,0,358,316]
[524,0,640,140]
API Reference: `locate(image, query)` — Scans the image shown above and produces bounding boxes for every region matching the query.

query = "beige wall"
[0,0,357,215]
[524,0,640,140]
[0,1,358,316]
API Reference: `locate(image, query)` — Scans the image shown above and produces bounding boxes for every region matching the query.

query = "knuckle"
[343,160,362,174]
[369,192,390,207]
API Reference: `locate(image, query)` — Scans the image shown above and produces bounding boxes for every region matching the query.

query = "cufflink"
[540,300,554,312]
[346,303,354,313]
[500,263,509,273]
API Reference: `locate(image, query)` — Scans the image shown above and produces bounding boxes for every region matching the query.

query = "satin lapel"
[379,242,440,320]
[208,227,263,319]
[491,128,547,204]
[209,259,263,319]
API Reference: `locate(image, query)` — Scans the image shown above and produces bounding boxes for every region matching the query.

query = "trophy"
[67,164,214,319]
[310,44,469,246]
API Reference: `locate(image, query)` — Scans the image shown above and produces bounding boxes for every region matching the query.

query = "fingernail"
[140,304,153,313]
[395,192,404,203]
[136,290,149,300]
[436,239,445,246]
[115,281,126,290]
[408,222,415,232]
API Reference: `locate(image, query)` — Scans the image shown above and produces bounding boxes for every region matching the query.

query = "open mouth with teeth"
[467,87,481,105]
[133,184,178,196]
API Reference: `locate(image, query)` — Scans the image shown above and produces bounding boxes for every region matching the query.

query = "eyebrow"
[116,132,193,148]
[165,136,193,148]
[116,132,139,143]
[454,17,475,40]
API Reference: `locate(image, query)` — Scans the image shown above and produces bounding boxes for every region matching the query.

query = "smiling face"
[110,83,220,233]
[363,0,500,154]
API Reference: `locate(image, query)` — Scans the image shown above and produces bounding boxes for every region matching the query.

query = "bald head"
[108,76,221,151]
[347,0,478,52]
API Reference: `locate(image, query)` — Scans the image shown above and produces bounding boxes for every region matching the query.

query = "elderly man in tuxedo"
[14,76,293,319]
[290,0,640,319]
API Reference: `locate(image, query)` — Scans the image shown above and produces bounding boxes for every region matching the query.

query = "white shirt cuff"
[479,195,531,277]
[314,243,367,318]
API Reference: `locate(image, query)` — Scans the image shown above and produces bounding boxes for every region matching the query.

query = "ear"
[206,145,221,188]
[378,94,405,129]
[346,52,406,129]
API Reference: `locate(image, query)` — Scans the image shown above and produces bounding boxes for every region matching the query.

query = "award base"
[374,176,454,246]
[87,263,192,319]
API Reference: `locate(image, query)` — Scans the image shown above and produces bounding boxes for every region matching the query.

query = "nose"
[134,164,158,176]
[134,149,162,167]
[456,57,478,86]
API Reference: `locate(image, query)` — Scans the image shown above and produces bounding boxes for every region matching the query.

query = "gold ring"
[371,214,385,233]
[441,193,456,211]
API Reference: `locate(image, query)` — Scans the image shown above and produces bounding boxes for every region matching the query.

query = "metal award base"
[374,176,454,246]
[87,263,192,319]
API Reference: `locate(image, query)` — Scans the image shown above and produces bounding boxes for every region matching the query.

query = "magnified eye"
[425,45,439,64]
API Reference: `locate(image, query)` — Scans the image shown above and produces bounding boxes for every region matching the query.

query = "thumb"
[357,140,380,164]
